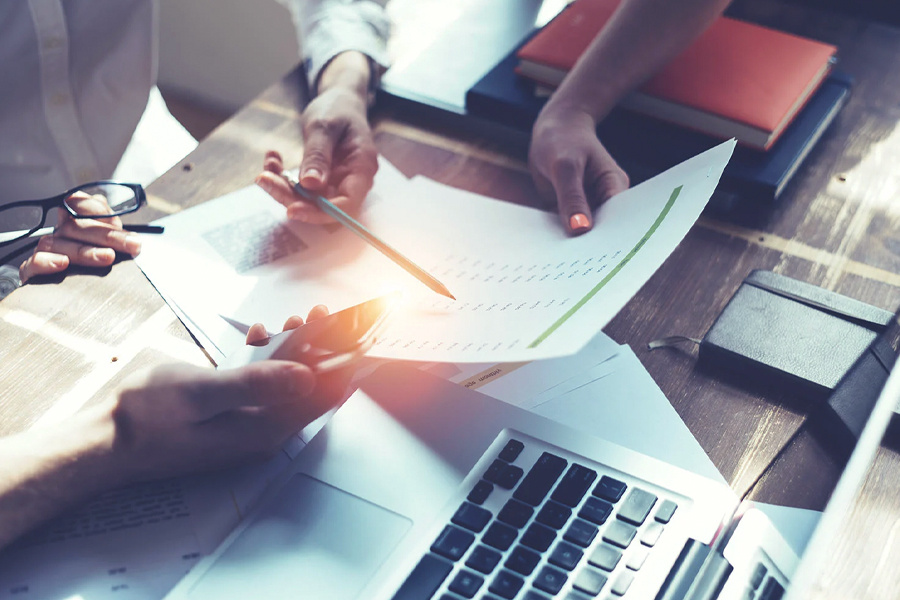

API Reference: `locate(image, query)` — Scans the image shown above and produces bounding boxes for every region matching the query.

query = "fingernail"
[569,213,590,231]
[125,235,142,256]
[302,168,323,181]
[255,176,271,192]
[92,248,115,262]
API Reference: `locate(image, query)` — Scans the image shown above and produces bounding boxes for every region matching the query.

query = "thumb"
[550,158,593,236]
[190,361,317,420]
[299,126,336,190]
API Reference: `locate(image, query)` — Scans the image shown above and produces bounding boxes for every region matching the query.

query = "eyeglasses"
[0,181,161,247]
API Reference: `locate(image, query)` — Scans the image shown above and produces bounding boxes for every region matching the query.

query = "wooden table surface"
[2,1,899,597]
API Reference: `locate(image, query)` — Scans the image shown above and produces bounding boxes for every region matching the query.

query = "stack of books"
[465,0,852,203]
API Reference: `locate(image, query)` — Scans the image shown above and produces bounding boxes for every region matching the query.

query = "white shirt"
[0,0,389,204]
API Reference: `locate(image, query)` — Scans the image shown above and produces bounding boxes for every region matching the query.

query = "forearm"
[317,50,371,103]
[282,0,389,94]
[548,0,731,122]
[0,403,121,549]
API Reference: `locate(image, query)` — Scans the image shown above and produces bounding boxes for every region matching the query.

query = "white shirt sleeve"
[277,0,390,95]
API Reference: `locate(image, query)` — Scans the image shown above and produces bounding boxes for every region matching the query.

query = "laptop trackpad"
[187,474,412,599]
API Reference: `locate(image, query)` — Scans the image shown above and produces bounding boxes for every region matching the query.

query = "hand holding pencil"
[256,151,456,300]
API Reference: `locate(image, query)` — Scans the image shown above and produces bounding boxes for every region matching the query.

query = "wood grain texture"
[0,0,898,596]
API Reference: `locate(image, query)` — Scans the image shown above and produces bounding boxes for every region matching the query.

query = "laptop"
[163,306,900,600]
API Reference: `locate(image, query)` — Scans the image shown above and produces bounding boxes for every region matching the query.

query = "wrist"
[0,403,121,548]
[316,51,372,107]
[535,98,597,134]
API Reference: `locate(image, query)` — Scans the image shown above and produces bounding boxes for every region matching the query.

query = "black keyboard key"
[392,553,452,600]
[505,545,542,576]
[523,592,550,600]
[759,577,785,600]
[551,464,597,507]
[563,518,598,548]
[579,497,613,525]
[431,525,475,561]
[498,499,533,528]
[513,452,568,506]
[449,569,484,598]
[617,489,657,526]
[468,480,493,505]
[533,566,567,595]
[548,541,583,571]
[498,439,525,462]
[536,500,572,530]
[451,502,492,533]
[750,563,768,590]
[593,476,627,502]
[466,544,502,574]
[483,522,518,551]
[521,522,556,552]
[489,569,525,599]
[484,460,525,490]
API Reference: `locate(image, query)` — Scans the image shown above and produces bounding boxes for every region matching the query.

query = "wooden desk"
[1,1,899,597]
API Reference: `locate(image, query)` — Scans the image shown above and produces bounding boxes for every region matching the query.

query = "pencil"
[281,171,456,300]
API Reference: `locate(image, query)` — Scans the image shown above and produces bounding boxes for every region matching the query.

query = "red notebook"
[516,0,838,150]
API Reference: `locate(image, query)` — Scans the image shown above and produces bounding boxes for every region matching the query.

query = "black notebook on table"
[465,39,853,205]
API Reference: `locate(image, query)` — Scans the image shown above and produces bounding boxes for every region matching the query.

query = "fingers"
[549,157,594,236]
[55,216,142,256]
[63,192,124,227]
[283,314,306,330]
[299,124,338,191]
[244,308,322,347]
[19,252,70,283]
[263,150,285,174]
[246,323,271,346]
[187,361,317,421]
[306,305,329,322]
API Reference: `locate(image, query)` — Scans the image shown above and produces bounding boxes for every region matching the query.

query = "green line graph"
[528,185,683,348]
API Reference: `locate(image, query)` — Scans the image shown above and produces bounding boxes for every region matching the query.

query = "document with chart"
[136,140,735,363]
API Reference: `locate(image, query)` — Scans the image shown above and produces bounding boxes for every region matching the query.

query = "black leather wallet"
[698,270,893,400]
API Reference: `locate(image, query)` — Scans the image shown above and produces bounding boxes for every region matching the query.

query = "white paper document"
[136,141,735,364]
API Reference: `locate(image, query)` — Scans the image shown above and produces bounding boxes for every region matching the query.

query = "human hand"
[18,192,142,283]
[528,104,630,236]
[255,51,377,224]
[103,304,347,484]
[103,360,324,483]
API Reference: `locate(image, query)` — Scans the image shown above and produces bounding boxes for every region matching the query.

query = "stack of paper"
[135,141,736,365]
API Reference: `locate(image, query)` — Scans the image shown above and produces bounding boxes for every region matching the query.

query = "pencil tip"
[446,292,457,301]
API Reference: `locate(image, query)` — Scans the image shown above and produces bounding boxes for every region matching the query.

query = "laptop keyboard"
[392,435,680,599]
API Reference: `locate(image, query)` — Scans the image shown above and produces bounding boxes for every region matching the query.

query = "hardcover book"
[516,0,838,150]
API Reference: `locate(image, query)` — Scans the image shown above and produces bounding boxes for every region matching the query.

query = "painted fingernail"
[569,213,590,231]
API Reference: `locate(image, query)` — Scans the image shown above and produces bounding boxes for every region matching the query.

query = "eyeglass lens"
[0,183,139,243]
[65,183,139,216]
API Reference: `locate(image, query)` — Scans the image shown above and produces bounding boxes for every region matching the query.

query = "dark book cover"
[465,39,853,204]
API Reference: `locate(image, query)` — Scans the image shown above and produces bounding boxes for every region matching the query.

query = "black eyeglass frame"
[0,181,146,248]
